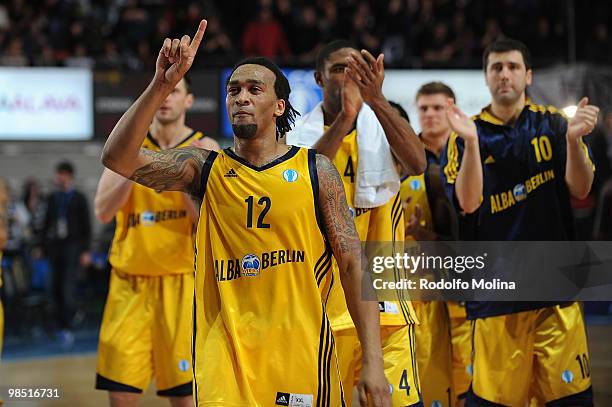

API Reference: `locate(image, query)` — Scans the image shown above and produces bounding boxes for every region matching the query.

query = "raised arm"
[316,154,390,407]
[565,97,597,199]
[313,74,362,159]
[94,169,133,224]
[346,50,426,176]
[446,101,483,213]
[101,20,209,196]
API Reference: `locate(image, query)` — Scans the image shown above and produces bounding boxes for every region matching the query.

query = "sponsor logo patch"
[224,168,238,178]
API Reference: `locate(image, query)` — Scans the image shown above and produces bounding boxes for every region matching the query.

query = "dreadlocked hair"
[228,57,300,140]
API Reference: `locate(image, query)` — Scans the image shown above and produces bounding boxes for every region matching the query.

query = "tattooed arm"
[101,20,208,195]
[316,154,390,407]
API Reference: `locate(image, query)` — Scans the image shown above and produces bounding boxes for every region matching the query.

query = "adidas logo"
[275,392,290,406]
[224,168,238,178]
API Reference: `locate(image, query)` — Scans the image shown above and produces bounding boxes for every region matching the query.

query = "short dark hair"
[56,161,74,175]
[389,101,410,123]
[416,82,456,102]
[315,40,357,72]
[228,57,300,138]
[482,38,532,71]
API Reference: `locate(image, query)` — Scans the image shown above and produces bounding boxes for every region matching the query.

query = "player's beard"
[233,124,258,139]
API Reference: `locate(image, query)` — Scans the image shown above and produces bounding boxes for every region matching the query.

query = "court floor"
[1,325,611,406]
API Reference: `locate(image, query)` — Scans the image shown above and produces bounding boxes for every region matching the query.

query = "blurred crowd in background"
[1,163,112,348]
[1,0,612,69]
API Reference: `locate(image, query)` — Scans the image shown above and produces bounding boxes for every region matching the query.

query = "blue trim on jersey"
[223,145,300,171]
[198,150,218,200]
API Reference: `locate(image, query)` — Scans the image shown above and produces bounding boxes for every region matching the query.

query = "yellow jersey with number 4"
[327,128,417,329]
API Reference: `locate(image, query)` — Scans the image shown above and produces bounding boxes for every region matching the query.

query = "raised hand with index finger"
[155,19,207,89]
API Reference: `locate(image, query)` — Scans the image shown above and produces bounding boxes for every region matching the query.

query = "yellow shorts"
[335,325,421,407]
[414,301,453,407]
[96,270,193,396]
[470,302,593,406]
[448,303,471,399]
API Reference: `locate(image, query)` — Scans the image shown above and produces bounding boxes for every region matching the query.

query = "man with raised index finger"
[101,20,392,407]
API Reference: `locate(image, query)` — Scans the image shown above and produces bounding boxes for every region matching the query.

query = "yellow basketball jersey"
[331,128,373,238]
[326,128,416,329]
[108,131,203,276]
[193,146,344,406]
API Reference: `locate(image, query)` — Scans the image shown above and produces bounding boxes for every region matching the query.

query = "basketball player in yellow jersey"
[400,83,471,407]
[100,20,391,406]
[287,40,426,406]
[94,73,219,407]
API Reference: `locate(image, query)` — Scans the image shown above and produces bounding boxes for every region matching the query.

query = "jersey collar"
[477,98,533,126]
[146,130,198,150]
[224,145,300,172]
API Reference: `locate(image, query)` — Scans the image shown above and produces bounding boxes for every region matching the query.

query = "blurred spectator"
[22,179,46,243]
[531,18,559,65]
[5,185,30,257]
[115,0,152,52]
[41,161,92,346]
[451,11,478,65]
[585,23,612,65]
[200,15,235,62]
[381,0,410,65]
[481,18,504,51]
[242,4,290,58]
[33,44,57,66]
[422,22,455,64]
[274,0,295,39]
[291,5,321,62]
[97,39,122,70]
[1,182,31,300]
[350,2,380,55]
[65,44,95,68]
[318,0,340,41]
[0,37,28,66]
[0,4,9,31]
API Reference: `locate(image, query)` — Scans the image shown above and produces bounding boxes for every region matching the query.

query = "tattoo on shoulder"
[130,146,210,196]
[316,154,360,255]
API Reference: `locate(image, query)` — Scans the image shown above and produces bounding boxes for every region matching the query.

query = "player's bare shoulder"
[131,146,213,197]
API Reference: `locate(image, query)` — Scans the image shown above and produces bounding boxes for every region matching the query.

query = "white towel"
[286,102,400,208]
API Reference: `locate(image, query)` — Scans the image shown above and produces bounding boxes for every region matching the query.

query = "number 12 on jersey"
[245,196,271,228]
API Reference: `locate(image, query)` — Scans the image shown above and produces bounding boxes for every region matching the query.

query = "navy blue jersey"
[440,101,595,318]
